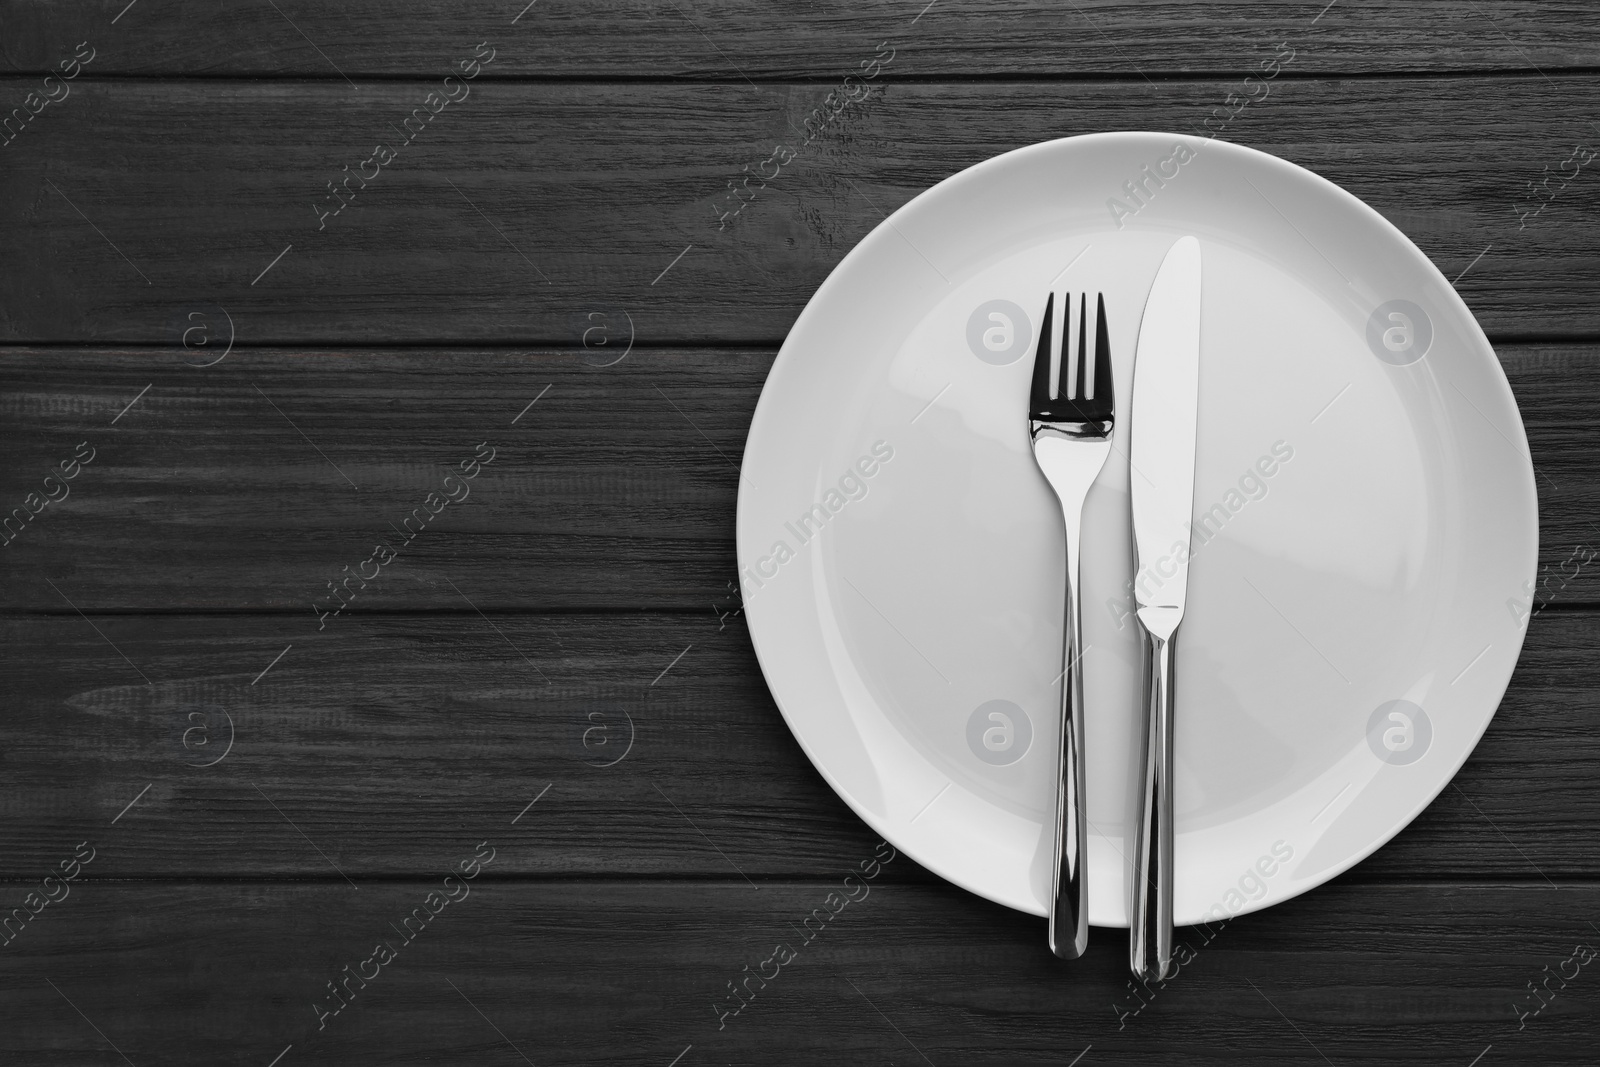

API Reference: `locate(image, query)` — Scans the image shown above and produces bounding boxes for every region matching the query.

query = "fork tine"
[1061,291,1078,401]
[1030,292,1055,414]
[1092,293,1113,406]
[1049,287,1066,401]
[1081,293,1097,400]
[1066,293,1084,400]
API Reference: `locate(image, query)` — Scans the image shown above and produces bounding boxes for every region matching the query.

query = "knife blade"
[1127,235,1202,983]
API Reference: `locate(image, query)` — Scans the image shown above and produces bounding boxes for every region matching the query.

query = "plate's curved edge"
[733,138,1079,920]
[1160,138,1541,926]
[1250,230,1536,925]
[736,132,1541,926]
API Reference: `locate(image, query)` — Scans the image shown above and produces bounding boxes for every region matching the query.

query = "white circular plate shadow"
[736,133,1537,927]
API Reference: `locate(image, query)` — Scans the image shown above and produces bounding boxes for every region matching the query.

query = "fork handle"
[1129,623,1176,982]
[1047,522,1089,960]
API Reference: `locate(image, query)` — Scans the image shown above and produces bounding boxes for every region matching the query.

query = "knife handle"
[1130,622,1176,983]
[1047,524,1089,960]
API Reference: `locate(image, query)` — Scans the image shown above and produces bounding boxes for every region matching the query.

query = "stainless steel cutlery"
[1127,236,1203,982]
[1027,238,1202,979]
[1029,287,1116,960]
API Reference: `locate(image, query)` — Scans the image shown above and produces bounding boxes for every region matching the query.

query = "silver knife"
[1127,235,1202,983]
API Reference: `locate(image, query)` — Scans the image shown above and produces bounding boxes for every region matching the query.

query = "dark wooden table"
[3,2,1598,1063]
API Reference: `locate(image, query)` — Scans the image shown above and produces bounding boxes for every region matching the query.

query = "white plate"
[736,133,1537,926]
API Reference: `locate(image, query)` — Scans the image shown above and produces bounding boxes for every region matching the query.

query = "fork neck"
[1031,419,1113,443]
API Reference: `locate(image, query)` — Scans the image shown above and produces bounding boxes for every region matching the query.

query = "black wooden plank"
[4,0,1600,77]
[0,609,1589,879]
[0,345,1592,611]
[1,876,1595,1064]
[0,346,754,612]
[0,78,1597,343]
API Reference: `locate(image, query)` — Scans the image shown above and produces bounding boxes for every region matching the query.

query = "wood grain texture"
[1,878,1596,1065]
[0,344,1593,611]
[1,78,1597,344]
[0,347,756,612]
[0,609,1588,879]
[4,0,1600,77]
[5,1,1600,1060]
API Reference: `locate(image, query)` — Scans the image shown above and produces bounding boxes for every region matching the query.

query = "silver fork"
[1029,288,1115,960]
